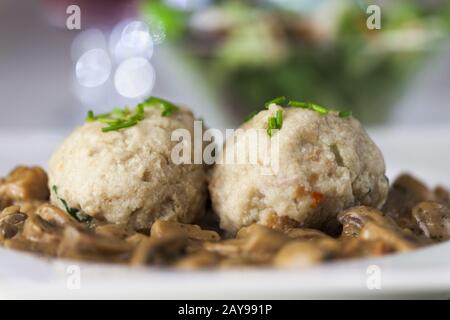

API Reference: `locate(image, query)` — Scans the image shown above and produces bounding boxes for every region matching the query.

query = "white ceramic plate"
[0,126,449,299]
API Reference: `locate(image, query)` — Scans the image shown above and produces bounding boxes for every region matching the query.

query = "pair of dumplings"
[49,102,388,234]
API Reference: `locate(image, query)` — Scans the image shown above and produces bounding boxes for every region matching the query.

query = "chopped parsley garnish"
[244,96,286,123]
[111,107,131,117]
[101,120,139,132]
[276,109,283,127]
[86,105,143,133]
[264,96,286,108]
[263,97,341,117]
[256,97,354,137]
[338,110,352,118]
[86,110,95,122]
[267,110,283,137]
[288,101,330,115]
[52,185,91,223]
[86,96,179,133]
[141,96,179,117]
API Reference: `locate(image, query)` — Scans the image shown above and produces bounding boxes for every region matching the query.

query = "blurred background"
[1,0,450,175]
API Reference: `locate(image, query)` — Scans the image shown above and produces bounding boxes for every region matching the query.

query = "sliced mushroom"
[1,212,27,225]
[359,222,418,252]
[273,243,324,268]
[16,200,46,215]
[434,186,450,206]
[338,237,394,258]
[338,206,390,238]
[22,214,62,244]
[4,236,57,256]
[130,234,187,266]
[412,201,450,241]
[0,166,49,206]
[204,224,291,264]
[95,223,131,239]
[391,174,433,201]
[273,238,339,268]
[338,206,418,252]
[58,227,132,262]
[151,220,220,242]
[382,174,433,230]
[0,171,447,268]
[175,251,221,269]
[218,257,256,269]
[283,228,332,241]
[219,257,258,268]
[202,239,245,258]
[237,224,290,256]
[0,206,28,226]
[126,233,149,246]
[35,203,78,227]
[0,223,19,241]
[0,206,21,217]
[0,206,28,241]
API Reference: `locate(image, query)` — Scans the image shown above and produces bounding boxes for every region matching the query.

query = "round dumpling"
[49,105,207,231]
[209,104,388,234]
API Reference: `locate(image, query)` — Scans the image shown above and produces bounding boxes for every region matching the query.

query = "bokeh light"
[75,48,111,88]
[114,57,155,98]
[114,20,154,62]
[71,28,108,63]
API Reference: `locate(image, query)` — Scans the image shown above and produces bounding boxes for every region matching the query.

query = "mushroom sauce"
[0,166,449,269]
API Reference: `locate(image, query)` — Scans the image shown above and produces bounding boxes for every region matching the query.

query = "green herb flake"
[276,109,283,127]
[86,110,95,122]
[111,107,130,117]
[265,96,286,109]
[310,104,329,115]
[95,112,114,120]
[287,100,309,109]
[97,118,124,125]
[101,120,139,133]
[338,110,352,118]
[85,97,179,133]
[52,185,91,223]
[142,96,180,117]
[288,101,329,115]
[267,109,283,137]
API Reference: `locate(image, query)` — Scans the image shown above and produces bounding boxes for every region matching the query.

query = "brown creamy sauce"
[0,166,449,269]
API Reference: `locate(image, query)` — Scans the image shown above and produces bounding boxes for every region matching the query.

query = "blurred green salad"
[141,0,450,124]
